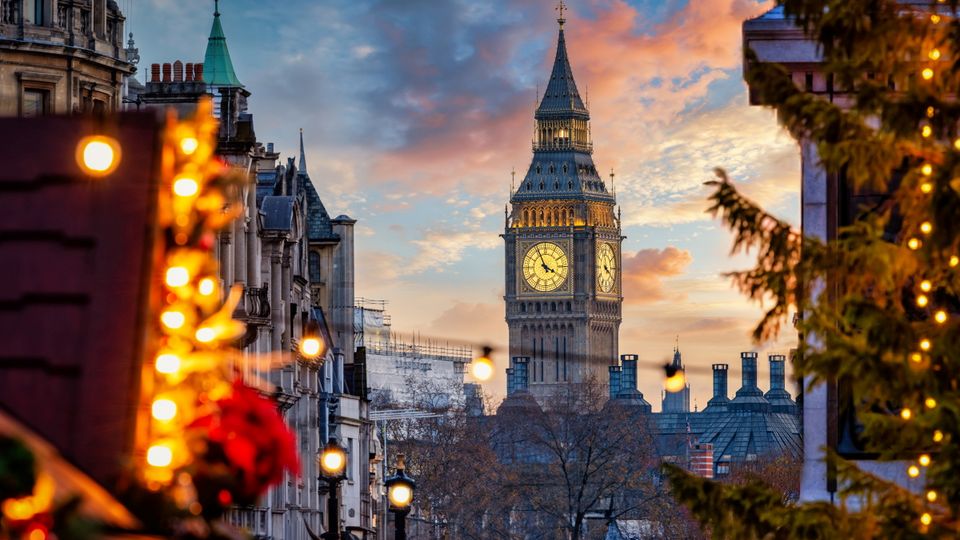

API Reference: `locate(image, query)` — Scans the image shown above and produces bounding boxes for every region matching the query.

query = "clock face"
[596,242,617,293]
[522,242,569,292]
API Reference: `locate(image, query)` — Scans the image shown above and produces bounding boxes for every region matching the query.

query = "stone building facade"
[503,14,623,402]
[137,5,377,539]
[0,0,136,116]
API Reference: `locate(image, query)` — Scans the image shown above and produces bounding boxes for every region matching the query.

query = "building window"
[23,0,43,24]
[309,252,321,283]
[22,89,48,117]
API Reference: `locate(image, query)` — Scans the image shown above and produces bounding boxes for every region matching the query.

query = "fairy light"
[926,397,937,409]
[920,454,932,467]
[922,125,932,138]
[926,106,936,118]
[147,444,174,467]
[929,49,941,60]
[922,68,935,80]
[160,310,186,330]
[921,512,932,526]
[165,266,190,287]
[954,138,960,150]
[910,352,923,363]
[921,163,933,176]
[155,353,181,374]
[198,277,216,296]
[179,137,199,155]
[921,182,933,194]
[173,176,199,197]
[934,430,944,442]
[909,465,921,477]
[920,222,932,234]
[920,280,932,292]
[917,294,929,307]
[152,399,177,421]
[931,13,942,23]
[908,238,922,250]
[934,310,947,324]
[901,408,913,420]
[920,339,932,351]
[950,255,959,267]
[195,327,216,343]
[927,490,938,502]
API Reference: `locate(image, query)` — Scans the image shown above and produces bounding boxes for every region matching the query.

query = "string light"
[925,397,937,409]
[198,278,216,296]
[926,106,936,118]
[929,49,941,60]
[921,163,933,176]
[920,339,932,351]
[920,222,932,234]
[950,255,959,267]
[921,512,932,526]
[901,408,913,420]
[920,454,932,467]
[179,137,199,155]
[927,490,938,502]
[76,135,121,177]
[155,353,181,374]
[922,68,935,80]
[152,399,177,421]
[173,176,199,197]
[931,13,942,23]
[917,294,929,307]
[165,266,190,287]
[908,238,922,250]
[920,280,932,292]
[160,310,186,330]
[954,138,960,150]
[934,430,944,442]
[909,465,921,477]
[195,327,216,343]
[921,182,933,194]
[147,444,174,467]
[934,310,947,324]
[910,352,923,363]
[922,125,933,138]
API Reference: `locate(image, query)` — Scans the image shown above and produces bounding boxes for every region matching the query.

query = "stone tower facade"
[503,14,622,401]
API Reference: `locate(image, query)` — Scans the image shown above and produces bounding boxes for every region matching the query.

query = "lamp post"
[319,437,347,540]
[384,454,416,540]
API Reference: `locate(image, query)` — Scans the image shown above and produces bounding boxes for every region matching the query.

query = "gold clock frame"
[517,239,574,296]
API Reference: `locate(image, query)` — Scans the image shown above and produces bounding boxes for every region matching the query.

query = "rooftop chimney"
[704,363,729,411]
[619,354,638,395]
[162,63,171,83]
[173,60,183,82]
[608,365,622,399]
[764,354,797,414]
[194,63,204,81]
[769,354,786,390]
[185,63,194,82]
[150,63,160,83]
[730,352,769,412]
[507,357,529,395]
[741,351,758,389]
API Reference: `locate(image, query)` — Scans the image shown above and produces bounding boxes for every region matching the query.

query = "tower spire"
[299,128,308,177]
[556,0,567,28]
[203,0,243,87]
[536,4,588,120]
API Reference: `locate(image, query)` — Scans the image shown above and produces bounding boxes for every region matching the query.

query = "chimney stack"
[741,351,758,389]
[194,63,204,81]
[608,365,622,399]
[619,354,638,395]
[185,63,194,82]
[173,60,183,82]
[769,354,786,390]
[507,357,529,395]
[712,363,728,400]
[162,63,171,83]
[150,63,160,83]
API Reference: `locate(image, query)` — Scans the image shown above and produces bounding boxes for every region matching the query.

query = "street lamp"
[384,454,416,540]
[319,438,347,540]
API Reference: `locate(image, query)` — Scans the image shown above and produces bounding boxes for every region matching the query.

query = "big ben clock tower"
[503,4,622,400]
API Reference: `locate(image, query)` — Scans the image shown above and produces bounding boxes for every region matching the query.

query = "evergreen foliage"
[667,0,960,536]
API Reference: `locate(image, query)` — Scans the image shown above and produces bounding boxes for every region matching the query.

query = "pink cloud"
[621,247,693,304]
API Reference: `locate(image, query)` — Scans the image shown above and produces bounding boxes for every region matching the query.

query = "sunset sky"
[133,0,800,409]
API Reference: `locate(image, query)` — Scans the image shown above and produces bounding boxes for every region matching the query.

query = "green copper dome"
[203,2,243,87]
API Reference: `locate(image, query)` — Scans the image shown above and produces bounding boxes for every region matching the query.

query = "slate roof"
[260,196,295,231]
[653,409,802,465]
[203,2,243,87]
[536,28,589,120]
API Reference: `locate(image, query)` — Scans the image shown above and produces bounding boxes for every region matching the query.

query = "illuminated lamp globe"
[173,176,199,197]
[300,336,323,359]
[389,483,413,507]
[76,136,121,177]
[165,266,190,288]
[384,454,416,511]
[471,357,494,381]
[664,365,686,393]
[155,353,181,374]
[147,444,173,467]
[319,438,346,478]
[180,137,199,155]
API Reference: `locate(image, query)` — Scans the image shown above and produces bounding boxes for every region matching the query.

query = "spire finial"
[214,0,220,16]
[556,0,567,27]
[298,128,308,177]
[511,167,516,193]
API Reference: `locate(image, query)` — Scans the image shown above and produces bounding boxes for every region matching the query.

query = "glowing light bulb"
[665,370,687,393]
[920,454,932,466]
[921,512,932,526]
[921,164,933,176]
[180,137,199,155]
[471,356,494,381]
[954,138,960,150]
[950,256,959,267]
[931,14,941,24]
[921,280,932,292]
[165,266,190,287]
[921,182,933,194]
[910,352,923,363]
[901,408,913,420]
[927,490,938,502]
[195,327,216,343]
[920,339,932,351]
[920,222,932,234]
[161,310,186,330]
[929,49,941,60]
[173,176,199,197]
[147,444,173,467]
[908,238,922,250]
[76,136,121,176]
[300,337,323,359]
[926,397,937,409]
[935,310,947,324]
[927,106,936,118]
[908,465,920,477]
[922,68,935,80]
[198,278,216,296]
[152,399,177,421]
[934,430,944,442]
[922,125,932,138]
[155,353,181,374]
[917,294,929,307]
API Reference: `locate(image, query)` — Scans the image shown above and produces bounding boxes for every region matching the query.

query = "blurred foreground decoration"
[0,101,299,538]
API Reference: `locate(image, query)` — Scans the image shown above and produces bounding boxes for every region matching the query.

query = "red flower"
[188,380,299,502]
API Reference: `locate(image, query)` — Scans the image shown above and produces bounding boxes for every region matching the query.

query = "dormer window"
[536,165,542,174]
[549,165,555,174]
[563,164,568,173]
[539,181,544,190]
[568,181,573,189]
